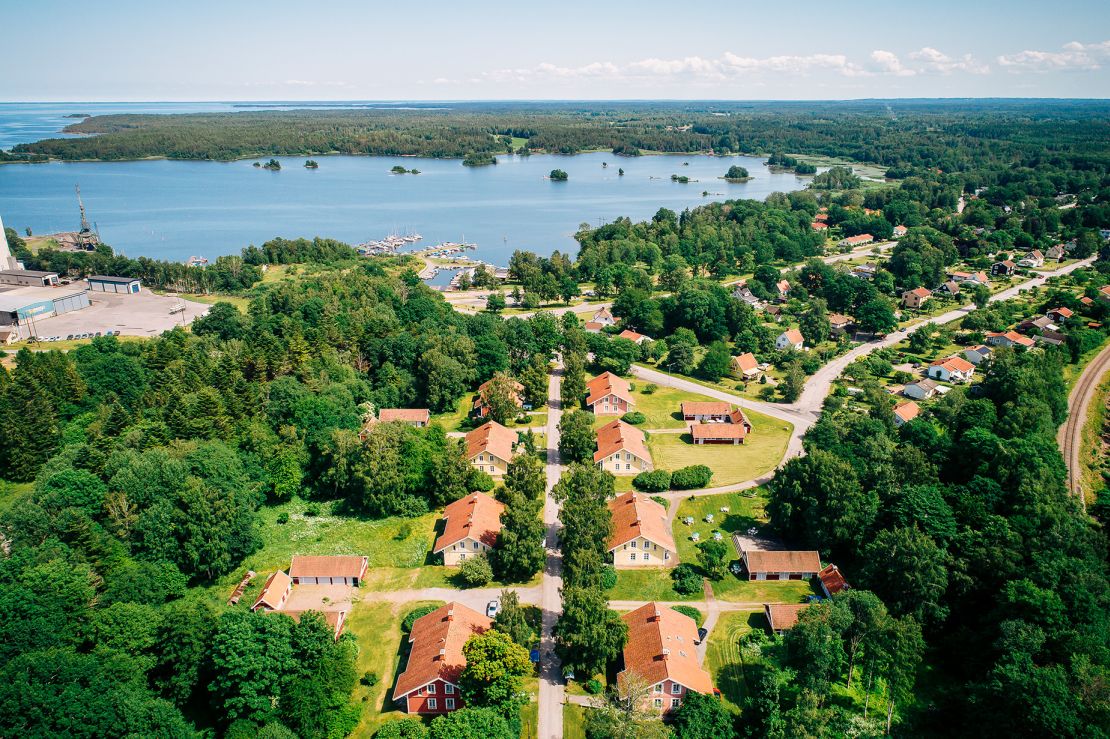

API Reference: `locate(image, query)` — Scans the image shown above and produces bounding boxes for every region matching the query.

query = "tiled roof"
[931,356,975,373]
[465,421,518,462]
[906,287,932,298]
[690,423,746,441]
[475,377,524,410]
[781,329,804,345]
[893,401,920,423]
[393,602,492,700]
[586,371,634,407]
[619,603,713,694]
[379,408,431,424]
[828,313,852,326]
[618,329,649,342]
[732,352,758,372]
[743,549,821,574]
[681,401,731,417]
[434,492,505,552]
[842,234,873,245]
[593,419,651,465]
[608,492,675,552]
[252,570,292,610]
[818,564,849,595]
[288,556,368,580]
[765,603,812,631]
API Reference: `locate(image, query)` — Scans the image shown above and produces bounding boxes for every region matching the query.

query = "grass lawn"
[673,491,768,565]
[633,362,785,404]
[712,577,819,604]
[432,395,546,433]
[590,383,725,430]
[607,568,701,602]
[11,335,148,352]
[647,411,792,487]
[1080,372,1110,506]
[0,480,32,513]
[519,699,539,739]
[564,704,588,739]
[173,292,251,313]
[705,609,765,713]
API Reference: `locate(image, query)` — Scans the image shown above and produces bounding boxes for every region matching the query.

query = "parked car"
[562,669,575,683]
[486,600,499,618]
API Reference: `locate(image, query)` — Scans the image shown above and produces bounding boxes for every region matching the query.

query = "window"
[445,698,455,710]
[629,553,636,561]
[626,463,631,470]
[642,552,650,561]
[672,698,680,708]
[459,553,466,560]
[427,698,437,710]
[473,541,479,550]
[445,684,455,694]
[654,698,663,708]
[625,452,630,460]
[664,551,670,560]
[630,540,637,548]
[428,683,436,694]
[653,684,663,693]
[671,683,681,694]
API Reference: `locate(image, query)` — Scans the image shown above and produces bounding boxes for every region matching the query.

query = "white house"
[775,329,805,351]
[903,378,940,400]
[927,356,976,383]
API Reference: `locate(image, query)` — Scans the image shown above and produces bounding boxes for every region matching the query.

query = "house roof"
[378,408,431,424]
[776,279,790,294]
[1049,306,1074,318]
[594,419,651,464]
[586,371,634,407]
[279,609,347,639]
[906,287,932,299]
[584,321,605,331]
[608,492,675,552]
[908,378,940,393]
[811,222,828,230]
[252,570,292,610]
[765,603,812,632]
[730,409,750,427]
[828,313,852,326]
[967,344,991,355]
[1101,285,1110,298]
[393,602,492,700]
[618,329,649,342]
[681,401,731,417]
[87,275,139,284]
[842,234,873,245]
[780,328,804,345]
[288,555,368,580]
[732,352,759,372]
[988,330,1035,347]
[475,377,524,409]
[1080,297,1094,306]
[434,492,505,552]
[593,307,614,320]
[893,400,920,424]
[995,260,1016,268]
[818,564,850,595]
[619,603,713,694]
[743,549,821,573]
[465,421,518,462]
[931,356,975,373]
[942,281,960,294]
[690,423,747,441]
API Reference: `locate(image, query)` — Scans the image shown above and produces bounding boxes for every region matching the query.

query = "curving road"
[1058,341,1110,511]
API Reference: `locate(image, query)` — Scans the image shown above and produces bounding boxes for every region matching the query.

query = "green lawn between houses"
[586,383,717,429]
[564,704,588,739]
[705,609,765,713]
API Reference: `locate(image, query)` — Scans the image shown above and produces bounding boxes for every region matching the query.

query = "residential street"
[537,364,566,739]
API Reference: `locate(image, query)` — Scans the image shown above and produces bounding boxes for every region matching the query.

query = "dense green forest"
[8,100,1110,174]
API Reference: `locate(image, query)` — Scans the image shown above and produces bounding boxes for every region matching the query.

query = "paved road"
[537,364,566,739]
[374,586,540,609]
[1057,341,1110,510]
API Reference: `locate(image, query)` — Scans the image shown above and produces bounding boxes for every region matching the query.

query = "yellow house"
[434,492,505,566]
[465,421,518,478]
[608,492,677,568]
[594,419,653,475]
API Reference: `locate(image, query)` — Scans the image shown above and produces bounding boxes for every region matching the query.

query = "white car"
[486,600,499,618]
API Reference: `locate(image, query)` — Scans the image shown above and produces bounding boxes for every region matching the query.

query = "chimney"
[652,606,662,621]
[661,649,670,660]
[446,608,454,621]
[437,648,446,660]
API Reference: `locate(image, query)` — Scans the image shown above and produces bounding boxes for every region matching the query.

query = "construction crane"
[74,184,99,249]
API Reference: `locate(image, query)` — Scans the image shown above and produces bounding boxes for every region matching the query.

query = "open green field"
[10,334,149,352]
[633,362,785,404]
[673,490,768,565]
[647,410,792,486]
[705,609,765,713]
[564,704,588,739]
[607,568,701,602]
[174,292,251,313]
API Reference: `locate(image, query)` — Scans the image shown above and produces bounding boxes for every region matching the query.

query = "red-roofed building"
[928,355,976,383]
[765,603,812,635]
[609,492,676,567]
[839,234,874,248]
[1046,307,1074,323]
[893,400,920,427]
[595,419,653,475]
[393,602,492,714]
[776,329,805,351]
[619,603,713,713]
[902,287,931,309]
[289,556,369,586]
[618,329,652,345]
[818,564,850,597]
[586,372,635,416]
[434,492,504,566]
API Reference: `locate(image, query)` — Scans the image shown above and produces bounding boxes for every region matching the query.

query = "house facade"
[594,419,652,475]
[902,287,931,309]
[608,492,677,568]
[618,603,713,713]
[775,329,805,351]
[586,372,635,416]
[928,356,976,383]
[465,421,518,477]
[731,352,760,378]
[393,602,492,715]
[434,492,504,566]
[739,547,821,581]
[991,260,1016,276]
[288,555,369,586]
[839,234,874,248]
[903,379,939,400]
[680,401,731,423]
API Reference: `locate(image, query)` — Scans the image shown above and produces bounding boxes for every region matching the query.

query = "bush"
[671,465,713,490]
[650,495,669,509]
[643,383,658,394]
[585,678,603,694]
[374,718,429,739]
[633,469,672,492]
[458,554,494,587]
[601,565,617,590]
[361,671,379,687]
[304,502,321,517]
[671,605,702,625]
[275,512,289,525]
[621,411,646,425]
[395,522,412,541]
[402,605,439,633]
[672,564,704,595]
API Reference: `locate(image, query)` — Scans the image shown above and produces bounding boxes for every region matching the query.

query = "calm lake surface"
[0,103,816,268]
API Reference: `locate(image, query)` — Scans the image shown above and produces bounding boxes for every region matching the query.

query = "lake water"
[0,103,816,268]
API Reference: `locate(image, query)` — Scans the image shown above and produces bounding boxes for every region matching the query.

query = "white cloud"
[997,40,1110,72]
[909,47,989,75]
[282,79,351,88]
[870,50,915,77]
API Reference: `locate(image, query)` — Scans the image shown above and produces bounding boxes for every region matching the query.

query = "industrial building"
[0,269,60,287]
[87,275,141,294]
[0,285,91,327]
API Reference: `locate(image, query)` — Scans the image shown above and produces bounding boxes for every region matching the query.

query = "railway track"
[1058,342,1110,510]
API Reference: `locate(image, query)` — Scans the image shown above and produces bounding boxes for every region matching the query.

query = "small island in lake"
[670,173,692,183]
[64,113,91,119]
[462,151,497,167]
[723,164,751,182]
[305,159,319,169]
[390,165,420,174]
[549,169,568,181]
[766,152,817,174]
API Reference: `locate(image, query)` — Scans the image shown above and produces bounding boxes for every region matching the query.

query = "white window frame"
[654,698,663,708]
[672,698,680,708]
[428,683,436,694]
[445,684,455,695]
[427,697,437,710]
[629,553,636,561]
[445,697,455,710]
[671,683,681,694]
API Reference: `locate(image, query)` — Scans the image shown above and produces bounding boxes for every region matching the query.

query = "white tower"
[0,212,18,270]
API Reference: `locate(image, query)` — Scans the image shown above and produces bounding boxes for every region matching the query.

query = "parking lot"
[14,290,210,341]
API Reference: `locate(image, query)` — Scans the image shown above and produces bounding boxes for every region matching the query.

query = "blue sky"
[3,0,1108,100]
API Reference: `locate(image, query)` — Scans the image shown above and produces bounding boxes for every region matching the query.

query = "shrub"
[374,718,429,739]
[361,671,379,687]
[621,411,646,425]
[672,564,704,595]
[601,565,617,590]
[458,554,494,587]
[402,605,439,633]
[585,678,603,694]
[633,469,672,492]
[395,522,412,541]
[304,502,321,517]
[650,495,669,509]
[671,465,713,490]
[275,512,289,525]
[643,383,658,394]
[671,605,702,625]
